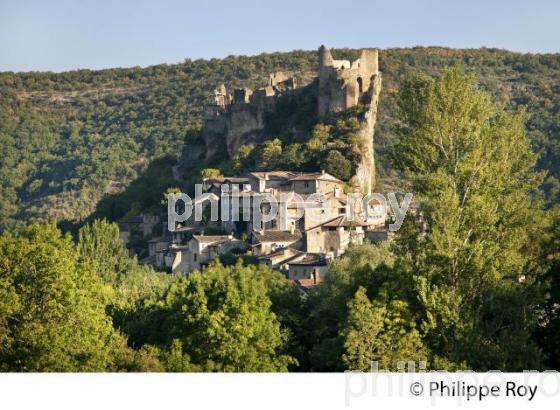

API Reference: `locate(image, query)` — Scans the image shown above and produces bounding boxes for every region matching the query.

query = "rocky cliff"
[185,45,382,194]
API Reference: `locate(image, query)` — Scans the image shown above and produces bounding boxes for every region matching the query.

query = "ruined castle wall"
[357,49,379,91]
[225,101,271,157]
[317,46,381,194]
[199,47,381,194]
[201,71,298,162]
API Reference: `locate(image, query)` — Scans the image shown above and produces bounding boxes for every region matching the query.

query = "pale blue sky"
[0,0,558,72]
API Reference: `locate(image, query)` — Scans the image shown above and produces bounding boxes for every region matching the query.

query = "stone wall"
[317,45,382,194]
[195,45,382,194]
[201,72,295,162]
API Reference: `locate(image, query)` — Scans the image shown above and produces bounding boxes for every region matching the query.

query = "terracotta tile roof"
[204,177,250,186]
[167,244,190,251]
[207,238,246,249]
[224,177,250,184]
[174,225,196,233]
[249,171,298,181]
[192,235,233,243]
[307,215,370,231]
[249,171,342,183]
[288,253,327,266]
[288,172,342,183]
[253,230,302,243]
[257,247,301,259]
[257,248,304,266]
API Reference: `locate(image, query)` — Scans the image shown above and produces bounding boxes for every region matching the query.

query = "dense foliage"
[1,47,560,231]
[0,223,141,371]
[0,51,559,372]
[391,69,548,370]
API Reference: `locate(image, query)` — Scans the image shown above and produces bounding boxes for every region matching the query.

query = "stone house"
[147,236,170,267]
[257,247,305,273]
[251,230,302,255]
[286,253,328,288]
[305,215,367,258]
[164,244,190,273]
[118,214,161,246]
[162,234,245,274]
[186,234,246,272]
[201,170,386,260]
[257,248,328,288]
[246,170,343,197]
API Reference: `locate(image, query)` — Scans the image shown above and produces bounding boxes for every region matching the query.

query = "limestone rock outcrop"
[201,73,297,160]
[191,46,382,194]
[317,45,382,194]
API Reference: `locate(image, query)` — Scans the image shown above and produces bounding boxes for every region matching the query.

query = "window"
[304,181,309,188]
[193,253,197,262]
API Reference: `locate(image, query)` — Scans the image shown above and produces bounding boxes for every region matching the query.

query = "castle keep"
[192,45,382,194]
[317,45,380,118]
[317,45,382,194]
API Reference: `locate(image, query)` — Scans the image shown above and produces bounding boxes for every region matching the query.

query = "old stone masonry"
[190,45,382,195]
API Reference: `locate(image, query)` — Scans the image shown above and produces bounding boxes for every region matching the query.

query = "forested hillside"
[1,47,559,230]
[2,67,560,373]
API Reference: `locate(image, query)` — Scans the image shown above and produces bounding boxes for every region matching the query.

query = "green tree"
[392,68,547,370]
[256,138,282,170]
[78,219,133,284]
[0,223,130,371]
[322,150,352,181]
[161,262,296,371]
[200,168,222,179]
[231,144,255,173]
[307,243,403,371]
[281,143,307,169]
[341,287,427,371]
[535,208,560,369]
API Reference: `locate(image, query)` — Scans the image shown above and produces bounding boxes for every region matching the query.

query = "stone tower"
[317,45,382,194]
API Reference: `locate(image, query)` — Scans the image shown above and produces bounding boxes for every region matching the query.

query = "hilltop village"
[119,46,390,289]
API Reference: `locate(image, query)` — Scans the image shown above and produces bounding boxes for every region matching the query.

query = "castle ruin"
[317,45,382,194]
[201,72,297,160]
[191,45,382,194]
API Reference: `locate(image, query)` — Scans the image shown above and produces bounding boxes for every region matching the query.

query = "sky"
[0,0,559,72]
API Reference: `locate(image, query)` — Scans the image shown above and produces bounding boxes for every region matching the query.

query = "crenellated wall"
[196,45,382,194]
[201,72,295,160]
[317,45,382,194]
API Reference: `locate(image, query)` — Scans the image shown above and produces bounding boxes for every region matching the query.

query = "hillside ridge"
[1,46,559,231]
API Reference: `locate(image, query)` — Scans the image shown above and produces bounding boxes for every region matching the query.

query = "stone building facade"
[191,45,382,195]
